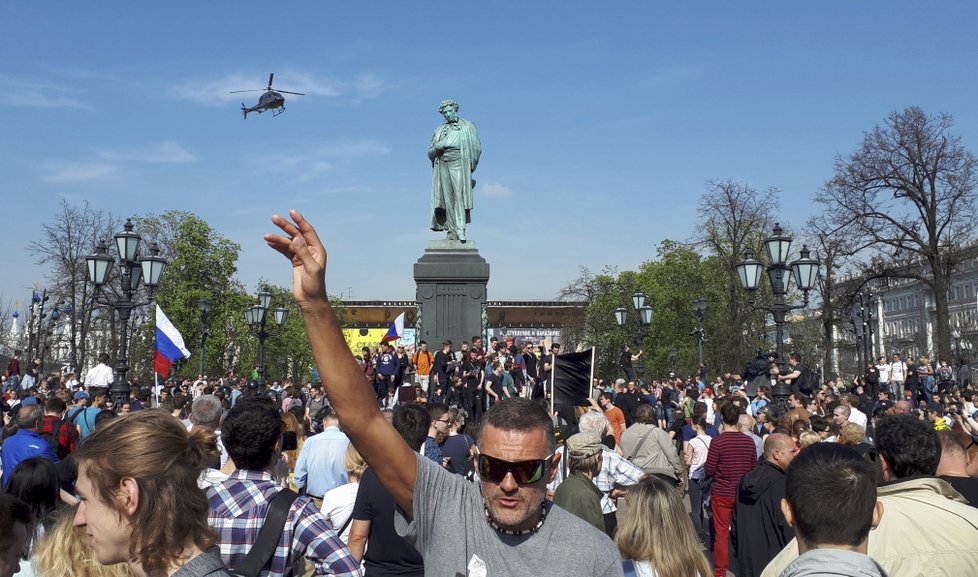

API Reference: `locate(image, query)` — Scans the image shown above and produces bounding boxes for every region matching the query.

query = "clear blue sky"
[3,2,978,310]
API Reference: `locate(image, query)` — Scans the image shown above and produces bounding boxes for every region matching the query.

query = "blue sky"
[3,2,978,310]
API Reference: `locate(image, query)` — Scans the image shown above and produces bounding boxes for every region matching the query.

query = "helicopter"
[230,73,304,119]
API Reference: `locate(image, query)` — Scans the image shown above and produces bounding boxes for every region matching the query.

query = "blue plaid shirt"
[547,447,645,514]
[206,469,362,577]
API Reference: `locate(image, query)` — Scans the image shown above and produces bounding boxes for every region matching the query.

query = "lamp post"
[225,345,236,374]
[692,296,708,368]
[85,219,167,408]
[244,290,289,385]
[614,291,654,384]
[668,346,677,375]
[734,223,819,410]
[197,298,211,377]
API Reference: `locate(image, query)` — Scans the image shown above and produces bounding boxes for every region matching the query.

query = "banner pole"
[550,352,556,415]
[589,347,596,399]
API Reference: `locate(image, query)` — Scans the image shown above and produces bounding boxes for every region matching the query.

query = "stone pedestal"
[414,240,490,348]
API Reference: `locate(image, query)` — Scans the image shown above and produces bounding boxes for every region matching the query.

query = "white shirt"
[84,363,114,387]
[848,406,868,428]
[321,481,359,544]
[877,363,891,384]
[890,362,907,382]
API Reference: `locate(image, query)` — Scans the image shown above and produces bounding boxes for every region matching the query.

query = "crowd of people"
[2,210,978,577]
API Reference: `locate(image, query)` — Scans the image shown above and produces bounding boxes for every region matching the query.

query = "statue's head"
[438,99,459,121]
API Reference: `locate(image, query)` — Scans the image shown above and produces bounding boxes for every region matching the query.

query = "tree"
[28,201,119,375]
[818,107,978,362]
[131,211,245,381]
[693,180,780,369]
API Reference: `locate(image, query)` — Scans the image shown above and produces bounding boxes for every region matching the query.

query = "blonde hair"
[343,443,368,480]
[838,422,866,445]
[74,410,218,573]
[616,476,712,577]
[798,430,821,449]
[33,506,132,577]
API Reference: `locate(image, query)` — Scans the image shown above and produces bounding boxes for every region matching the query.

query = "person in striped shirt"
[704,401,758,577]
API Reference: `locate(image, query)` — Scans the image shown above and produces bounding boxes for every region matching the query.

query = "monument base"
[414,240,490,349]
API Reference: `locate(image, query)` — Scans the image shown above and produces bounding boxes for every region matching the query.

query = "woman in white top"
[616,474,712,577]
[683,415,713,548]
[321,443,368,544]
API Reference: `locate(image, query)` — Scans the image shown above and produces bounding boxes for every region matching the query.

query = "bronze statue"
[429,99,481,242]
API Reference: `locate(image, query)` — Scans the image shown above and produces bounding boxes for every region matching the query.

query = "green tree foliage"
[130,211,245,380]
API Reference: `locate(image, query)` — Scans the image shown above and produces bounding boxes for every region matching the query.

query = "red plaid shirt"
[39,414,79,459]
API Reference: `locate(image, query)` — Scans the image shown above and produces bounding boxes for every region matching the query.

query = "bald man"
[733,433,798,577]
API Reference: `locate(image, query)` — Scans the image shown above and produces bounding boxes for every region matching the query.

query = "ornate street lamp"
[85,219,168,408]
[614,290,653,383]
[245,291,288,385]
[734,223,819,410]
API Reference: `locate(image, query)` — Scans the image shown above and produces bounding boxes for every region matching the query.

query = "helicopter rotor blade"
[268,73,274,89]
[276,90,305,96]
[229,89,263,94]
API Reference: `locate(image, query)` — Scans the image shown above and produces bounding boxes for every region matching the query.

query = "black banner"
[552,348,594,408]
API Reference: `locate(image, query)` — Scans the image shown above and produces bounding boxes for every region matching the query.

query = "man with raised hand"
[265,210,622,577]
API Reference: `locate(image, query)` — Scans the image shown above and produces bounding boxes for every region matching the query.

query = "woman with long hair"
[616,475,712,577]
[72,409,230,576]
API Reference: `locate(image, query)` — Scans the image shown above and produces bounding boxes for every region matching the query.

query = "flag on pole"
[154,305,190,376]
[552,348,595,411]
[381,312,406,343]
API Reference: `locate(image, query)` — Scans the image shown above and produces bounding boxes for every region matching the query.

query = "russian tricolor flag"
[154,305,191,376]
[381,312,405,343]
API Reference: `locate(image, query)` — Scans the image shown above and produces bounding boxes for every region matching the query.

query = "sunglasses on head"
[477,453,551,484]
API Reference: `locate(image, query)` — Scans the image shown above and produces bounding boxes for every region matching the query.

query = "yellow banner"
[342,328,417,357]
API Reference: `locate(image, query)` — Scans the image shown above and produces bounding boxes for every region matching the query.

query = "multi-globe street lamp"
[244,290,288,385]
[734,223,819,409]
[614,291,654,383]
[85,219,167,408]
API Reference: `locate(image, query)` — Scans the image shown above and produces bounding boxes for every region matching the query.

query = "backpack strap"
[622,559,638,577]
[231,489,300,577]
[47,418,63,448]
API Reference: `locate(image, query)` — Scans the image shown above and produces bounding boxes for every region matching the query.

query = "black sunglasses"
[477,453,551,484]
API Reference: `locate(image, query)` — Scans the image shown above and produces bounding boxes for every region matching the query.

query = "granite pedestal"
[414,240,490,348]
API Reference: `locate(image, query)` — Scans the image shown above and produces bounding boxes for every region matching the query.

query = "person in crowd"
[423,402,450,465]
[684,415,712,548]
[553,432,606,533]
[935,429,978,505]
[619,404,684,487]
[348,404,429,576]
[6,456,61,577]
[72,410,233,576]
[2,404,59,488]
[704,402,757,577]
[265,209,623,577]
[83,353,114,388]
[321,444,367,546]
[732,433,797,577]
[0,493,32,577]
[207,397,360,577]
[762,414,978,576]
[615,475,712,577]
[294,406,349,508]
[438,407,476,478]
[598,391,627,445]
[776,443,886,577]
[38,395,79,460]
[32,504,130,577]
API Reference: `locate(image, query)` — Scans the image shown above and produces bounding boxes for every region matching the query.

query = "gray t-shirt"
[395,453,623,577]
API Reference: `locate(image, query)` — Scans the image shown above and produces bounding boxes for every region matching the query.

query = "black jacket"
[732,460,794,577]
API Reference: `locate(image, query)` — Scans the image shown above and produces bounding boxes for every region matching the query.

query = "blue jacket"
[1,429,59,488]
[376,352,401,377]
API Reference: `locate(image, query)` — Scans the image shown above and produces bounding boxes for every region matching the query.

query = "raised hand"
[264,209,328,309]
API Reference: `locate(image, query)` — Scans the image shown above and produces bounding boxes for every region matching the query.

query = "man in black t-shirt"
[536,343,560,399]
[431,341,454,401]
[348,404,429,577]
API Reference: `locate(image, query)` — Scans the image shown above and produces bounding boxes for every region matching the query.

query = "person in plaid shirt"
[206,396,361,577]
[38,395,79,459]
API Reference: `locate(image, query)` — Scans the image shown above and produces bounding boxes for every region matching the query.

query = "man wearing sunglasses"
[266,210,623,577]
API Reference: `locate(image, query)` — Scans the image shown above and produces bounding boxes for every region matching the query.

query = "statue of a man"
[429,99,481,242]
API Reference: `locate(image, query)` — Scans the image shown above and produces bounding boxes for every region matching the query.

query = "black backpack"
[796,366,818,395]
